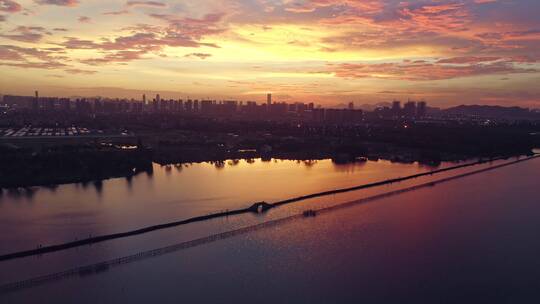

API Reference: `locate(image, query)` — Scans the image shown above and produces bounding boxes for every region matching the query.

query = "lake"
[1,156,539,303]
[0,158,454,254]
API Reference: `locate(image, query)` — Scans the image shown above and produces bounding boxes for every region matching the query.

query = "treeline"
[0,146,153,188]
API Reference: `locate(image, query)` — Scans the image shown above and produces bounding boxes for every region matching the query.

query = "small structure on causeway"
[248,201,274,214]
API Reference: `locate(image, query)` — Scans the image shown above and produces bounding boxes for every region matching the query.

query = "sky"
[0,0,539,108]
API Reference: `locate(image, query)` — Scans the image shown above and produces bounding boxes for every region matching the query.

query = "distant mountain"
[442,105,539,119]
[426,106,441,114]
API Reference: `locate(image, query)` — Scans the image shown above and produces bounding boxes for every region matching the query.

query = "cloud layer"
[0,0,539,107]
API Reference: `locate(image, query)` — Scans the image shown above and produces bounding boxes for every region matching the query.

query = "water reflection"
[214,161,225,169]
[93,180,103,197]
[0,158,448,204]
[145,166,154,178]
[125,175,133,192]
[164,165,173,176]
[80,181,90,190]
[303,160,317,168]
[226,159,239,166]
[44,185,59,193]
[4,187,37,201]
[0,158,452,253]
[332,160,368,173]
[4,157,540,304]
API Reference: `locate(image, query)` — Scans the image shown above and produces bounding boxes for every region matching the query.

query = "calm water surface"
[0,158,450,253]
[2,156,539,303]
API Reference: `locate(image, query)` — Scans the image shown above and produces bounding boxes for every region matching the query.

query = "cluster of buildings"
[390,100,427,118]
[1,92,427,123]
[0,126,91,138]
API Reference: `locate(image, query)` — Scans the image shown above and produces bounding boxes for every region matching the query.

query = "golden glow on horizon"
[0,0,539,107]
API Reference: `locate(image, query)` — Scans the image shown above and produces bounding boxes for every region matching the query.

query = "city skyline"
[1,0,539,107]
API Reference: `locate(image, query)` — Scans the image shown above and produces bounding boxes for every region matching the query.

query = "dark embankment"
[0,146,153,188]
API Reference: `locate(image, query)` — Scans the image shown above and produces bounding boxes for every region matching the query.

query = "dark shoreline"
[1,111,538,189]
[0,148,153,189]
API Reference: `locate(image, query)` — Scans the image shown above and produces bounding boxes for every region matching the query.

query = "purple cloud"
[126,1,165,8]
[0,26,49,42]
[35,0,78,7]
[78,16,91,23]
[184,53,212,60]
[103,9,129,16]
[0,0,21,13]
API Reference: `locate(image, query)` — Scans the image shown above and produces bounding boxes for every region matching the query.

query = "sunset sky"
[0,0,539,108]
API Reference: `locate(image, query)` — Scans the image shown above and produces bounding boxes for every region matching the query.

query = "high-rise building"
[160,98,167,112]
[417,101,427,118]
[296,102,307,114]
[142,94,146,105]
[200,100,213,114]
[391,100,401,116]
[33,91,39,110]
[60,98,70,111]
[185,99,193,112]
[152,98,158,112]
[348,102,354,110]
[403,101,417,117]
[178,99,183,111]
[267,93,272,106]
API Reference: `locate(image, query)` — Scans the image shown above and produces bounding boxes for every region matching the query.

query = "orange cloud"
[329,59,537,81]
[0,0,539,107]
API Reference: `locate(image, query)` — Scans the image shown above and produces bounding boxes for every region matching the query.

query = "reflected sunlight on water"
[2,157,539,303]
[0,158,450,254]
